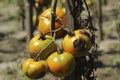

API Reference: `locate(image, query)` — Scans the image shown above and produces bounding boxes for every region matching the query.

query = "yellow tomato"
[62,29,92,57]
[29,34,57,59]
[47,51,75,77]
[22,58,48,79]
[38,7,66,38]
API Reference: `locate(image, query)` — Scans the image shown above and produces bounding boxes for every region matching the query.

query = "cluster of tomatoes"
[21,6,93,79]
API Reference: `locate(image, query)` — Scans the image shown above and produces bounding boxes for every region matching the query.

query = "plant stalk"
[50,0,57,37]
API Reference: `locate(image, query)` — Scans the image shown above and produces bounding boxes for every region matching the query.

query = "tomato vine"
[21,0,98,80]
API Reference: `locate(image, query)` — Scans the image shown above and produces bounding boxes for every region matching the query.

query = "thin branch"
[35,40,55,60]
[50,0,57,36]
[83,0,93,27]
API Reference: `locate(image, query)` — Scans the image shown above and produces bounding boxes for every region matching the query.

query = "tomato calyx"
[57,48,63,54]
[62,27,75,37]
[40,34,46,40]
[67,31,75,37]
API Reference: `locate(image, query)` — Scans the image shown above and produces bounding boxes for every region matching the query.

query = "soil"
[0,0,120,80]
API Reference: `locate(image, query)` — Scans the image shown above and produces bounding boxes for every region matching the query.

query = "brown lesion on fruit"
[73,38,87,52]
[28,71,46,79]
[37,71,46,79]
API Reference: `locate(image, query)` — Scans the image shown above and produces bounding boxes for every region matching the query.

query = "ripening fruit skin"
[39,7,65,19]
[38,7,66,38]
[29,34,57,59]
[47,51,75,77]
[22,58,48,79]
[62,29,92,57]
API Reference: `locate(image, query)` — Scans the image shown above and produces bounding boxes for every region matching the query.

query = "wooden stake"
[97,0,103,41]
[24,0,34,44]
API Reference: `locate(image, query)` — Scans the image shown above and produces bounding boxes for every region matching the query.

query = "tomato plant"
[22,58,48,79]
[62,29,92,57]
[22,0,97,79]
[47,51,75,77]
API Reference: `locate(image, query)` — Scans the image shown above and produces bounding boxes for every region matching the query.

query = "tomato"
[22,58,48,79]
[29,34,57,59]
[39,7,65,19]
[38,8,66,38]
[62,29,92,57]
[47,51,75,77]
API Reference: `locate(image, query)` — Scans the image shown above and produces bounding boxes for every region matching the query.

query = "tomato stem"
[50,0,57,37]
[41,18,65,36]
[56,18,75,37]
[41,17,75,38]
[35,40,55,61]
[67,31,75,37]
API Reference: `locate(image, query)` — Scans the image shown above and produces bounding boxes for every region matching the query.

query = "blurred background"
[0,0,120,80]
